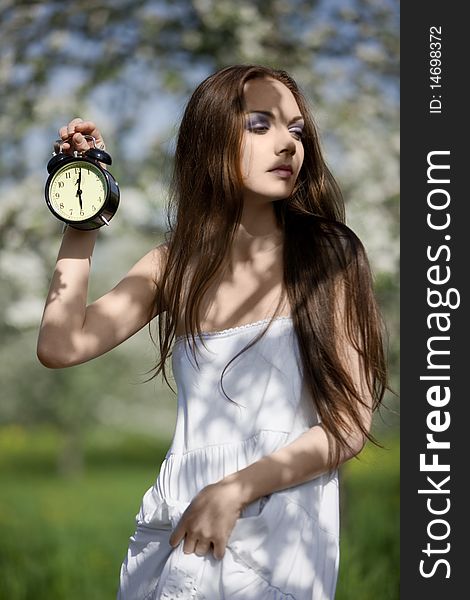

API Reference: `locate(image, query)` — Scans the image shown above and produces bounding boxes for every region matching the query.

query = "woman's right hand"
[56,117,106,155]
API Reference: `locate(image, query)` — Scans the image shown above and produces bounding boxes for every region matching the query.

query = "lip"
[269,164,294,178]
[269,163,294,173]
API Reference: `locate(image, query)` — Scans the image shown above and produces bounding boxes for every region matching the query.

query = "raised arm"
[37,119,167,368]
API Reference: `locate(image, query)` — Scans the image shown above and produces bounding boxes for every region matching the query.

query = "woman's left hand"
[169,480,244,560]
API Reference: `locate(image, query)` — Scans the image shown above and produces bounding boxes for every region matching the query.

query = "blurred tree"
[1,0,399,183]
[0,0,399,471]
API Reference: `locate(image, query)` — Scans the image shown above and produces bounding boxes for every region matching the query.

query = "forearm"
[37,227,99,366]
[222,424,365,507]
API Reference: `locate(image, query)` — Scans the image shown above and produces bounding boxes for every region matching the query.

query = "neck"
[230,202,283,264]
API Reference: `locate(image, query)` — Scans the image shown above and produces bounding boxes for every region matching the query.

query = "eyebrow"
[246,110,304,125]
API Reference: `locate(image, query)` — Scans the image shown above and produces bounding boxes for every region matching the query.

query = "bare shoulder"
[129,241,168,278]
[86,240,170,335]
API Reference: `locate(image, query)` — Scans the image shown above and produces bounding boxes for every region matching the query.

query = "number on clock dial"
[50,161,106,221]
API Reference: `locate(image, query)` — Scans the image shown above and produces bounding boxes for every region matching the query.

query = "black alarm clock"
[45,136,120,230]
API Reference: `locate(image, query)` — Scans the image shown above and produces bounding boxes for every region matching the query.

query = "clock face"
[48,160,108,222]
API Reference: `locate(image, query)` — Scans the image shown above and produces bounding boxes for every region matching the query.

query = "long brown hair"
[150,64,388,470]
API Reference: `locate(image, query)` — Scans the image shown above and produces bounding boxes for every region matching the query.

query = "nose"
[275,128,296,156]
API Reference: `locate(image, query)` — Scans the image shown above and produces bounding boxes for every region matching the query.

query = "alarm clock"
[45,136,120,230]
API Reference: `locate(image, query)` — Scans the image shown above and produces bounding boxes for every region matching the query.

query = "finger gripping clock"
[45,137,120,230]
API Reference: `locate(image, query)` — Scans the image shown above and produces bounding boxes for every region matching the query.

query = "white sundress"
[117,316,340,600]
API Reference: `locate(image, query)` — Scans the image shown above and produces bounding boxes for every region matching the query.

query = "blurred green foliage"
[0,426,398,599]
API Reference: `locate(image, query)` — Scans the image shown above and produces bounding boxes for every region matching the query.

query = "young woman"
[38,65,388,600]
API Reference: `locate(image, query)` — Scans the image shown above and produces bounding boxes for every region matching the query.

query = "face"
[240,77,305,204]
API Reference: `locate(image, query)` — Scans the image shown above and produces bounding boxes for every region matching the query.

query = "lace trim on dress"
[174,315,293,343]
[158,566,207,600]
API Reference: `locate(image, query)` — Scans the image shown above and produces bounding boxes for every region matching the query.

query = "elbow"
[349,419,372,458]
[352,403,373,456]
[36,339,74,369]
[342,414,372,460]
[339,434,366,464]
[349,434,367,458]
[37,347,66,369]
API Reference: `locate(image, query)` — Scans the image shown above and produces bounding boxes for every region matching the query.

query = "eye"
[289,126,304,140]
[245,116,270,134]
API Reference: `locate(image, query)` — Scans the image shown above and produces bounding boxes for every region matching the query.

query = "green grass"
[0,426,169,600]
[0,426,399,599]
[336,436,400,600]
[0,469,146,599]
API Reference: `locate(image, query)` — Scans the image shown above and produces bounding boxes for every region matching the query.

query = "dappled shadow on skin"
[48,270,67,303]
[38,266,160,368]
[193,248,287,329]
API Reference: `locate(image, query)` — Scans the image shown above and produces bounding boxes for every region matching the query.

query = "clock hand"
[75,168,83,210]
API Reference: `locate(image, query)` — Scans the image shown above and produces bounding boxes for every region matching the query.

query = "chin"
[246,185,295,203]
